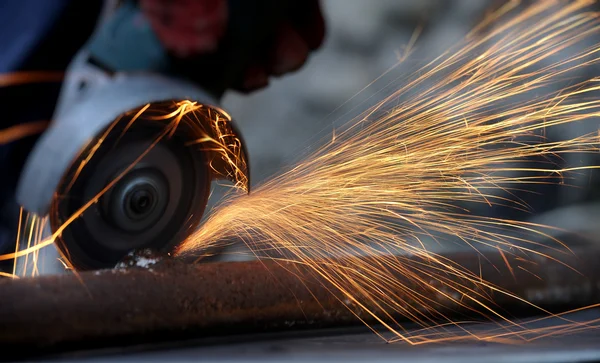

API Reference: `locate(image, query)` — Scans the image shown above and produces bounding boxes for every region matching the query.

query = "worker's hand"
[140,0,326,92]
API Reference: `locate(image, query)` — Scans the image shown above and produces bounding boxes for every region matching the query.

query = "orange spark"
[0,121,49,145]
[0,71,63,87]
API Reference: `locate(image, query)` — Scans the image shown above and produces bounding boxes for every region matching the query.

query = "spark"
[177,0,600,343]
[7,209,51,278]
[0,121,49,144]
[0,71,63,87]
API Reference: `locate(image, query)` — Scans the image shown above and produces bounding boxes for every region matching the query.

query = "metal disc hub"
[104,168,169,233]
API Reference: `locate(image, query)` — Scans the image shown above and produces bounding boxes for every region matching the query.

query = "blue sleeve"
[0,0,71,73]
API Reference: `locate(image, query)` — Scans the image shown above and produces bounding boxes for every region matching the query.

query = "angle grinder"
[16,0,284,270]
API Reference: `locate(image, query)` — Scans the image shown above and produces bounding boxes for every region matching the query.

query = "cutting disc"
[49,102,248,270]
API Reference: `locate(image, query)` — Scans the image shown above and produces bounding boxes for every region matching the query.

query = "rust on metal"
[1,249,600,355]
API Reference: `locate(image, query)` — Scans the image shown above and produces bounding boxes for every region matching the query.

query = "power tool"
[15,0,285,270]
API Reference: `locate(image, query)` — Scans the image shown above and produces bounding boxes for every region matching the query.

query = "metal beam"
[1,248,600,358]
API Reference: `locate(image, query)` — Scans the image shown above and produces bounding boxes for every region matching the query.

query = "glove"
[139,0,325,92]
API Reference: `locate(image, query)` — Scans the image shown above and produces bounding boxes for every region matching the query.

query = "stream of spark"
[176,0,600,343]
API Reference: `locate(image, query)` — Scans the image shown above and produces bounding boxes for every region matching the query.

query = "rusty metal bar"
[1,248,600,357]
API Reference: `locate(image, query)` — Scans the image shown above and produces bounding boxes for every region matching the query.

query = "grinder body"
[16,0,283,270]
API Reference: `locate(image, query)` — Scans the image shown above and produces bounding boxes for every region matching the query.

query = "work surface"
[51,309,600,363]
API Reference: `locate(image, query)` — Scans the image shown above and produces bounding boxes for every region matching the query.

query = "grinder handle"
[87,0,291,100]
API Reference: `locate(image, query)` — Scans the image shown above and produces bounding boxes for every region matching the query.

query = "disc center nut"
[126,186,157,218]
[104,168,170,233]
